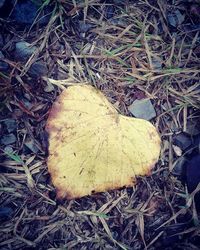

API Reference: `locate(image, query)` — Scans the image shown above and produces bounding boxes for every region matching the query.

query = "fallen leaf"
[46,85,161,199]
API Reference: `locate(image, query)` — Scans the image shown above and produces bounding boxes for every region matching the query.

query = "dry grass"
[0,1,200,249]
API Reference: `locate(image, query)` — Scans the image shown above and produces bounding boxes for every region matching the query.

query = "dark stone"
[10,1,52,25]
[15,41,37,61]
[186,155,200,193]
[0,1,53,24]
[173,133,192,151]
[4,146,13,154]
[22,98,32,109]
[0,206,13,219]
[186,154,200,211]
[24,137,39,154]
[78,21,94,33]
[172,156,187,178]
[167,10,185,28]
[1,133,16,145]
[4,119,17,133]
[28,61,48,77]
[66,18,95,37]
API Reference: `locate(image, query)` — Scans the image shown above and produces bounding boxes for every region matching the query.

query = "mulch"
[0,1,200,249]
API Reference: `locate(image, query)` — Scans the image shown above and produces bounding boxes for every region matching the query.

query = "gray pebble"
[173,133,192,151]
[28,61,48,77]
[4,146,13,154]
[10,1,51,25]
[4,119,17,133]
[15,41,37,61]
[167,10,185,28]
[78,21,94,33]
[128,98,156,120]
[0,207,13,218]
[171,156,187,177]
[24,137,39,153]
[1,134,16,145]
[22,98,32,109]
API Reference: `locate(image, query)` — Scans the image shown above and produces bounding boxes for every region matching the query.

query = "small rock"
[78,21,94,33]
[10,1,51,25]
[171,156,187,178]
[1,134,16,145]
[173,133,192,151]
[4,146,14,154]
[186,154,200,192]
[22,98,32,110]
[167,10,185,28]
[29,61,48,77]
[186,154,200,211]
[128,98,156,120]
[0,207,13,219]
[24,137,39,153]
[4,119,17,133]
[0,51,8,70]
[15,41,37,61]
[0,51,5,58]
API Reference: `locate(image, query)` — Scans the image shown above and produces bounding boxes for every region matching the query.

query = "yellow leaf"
[46,85,161,199]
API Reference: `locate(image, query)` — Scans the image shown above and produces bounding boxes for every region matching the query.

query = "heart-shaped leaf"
[46,85,161,199]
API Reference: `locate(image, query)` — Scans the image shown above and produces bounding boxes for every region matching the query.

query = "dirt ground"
[0,1,200,249]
